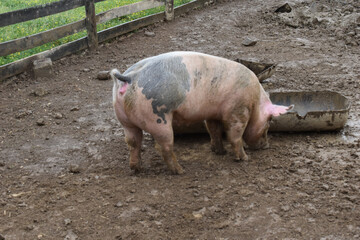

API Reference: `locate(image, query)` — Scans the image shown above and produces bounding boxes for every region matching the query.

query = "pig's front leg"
[124,126,143,172]
[227,123,249,161]
[224,109,250,161]
[205,119,226,155]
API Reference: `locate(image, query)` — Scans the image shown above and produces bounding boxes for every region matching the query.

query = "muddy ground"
[1,0,359,239]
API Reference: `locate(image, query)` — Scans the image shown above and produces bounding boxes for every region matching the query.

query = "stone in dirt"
[31,88,49,97]
[214,220,231,229]
[69,164,81,174]
[64,230,78,240]
[64,218,72,226]
[54,112,63,119]
[36,118,45,126]
[280,205,291,212]
[16,109,33,119]
[275,3,292,13]
[70,107,80,112]
[242,37,258,46]
[145,31,156,37]
[24,224,34,231]
[33,58,53,79]
[97,71,110,80]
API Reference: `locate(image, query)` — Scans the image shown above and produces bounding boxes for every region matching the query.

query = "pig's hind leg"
[224,109,250,161]
[123,126,143,173]
[151,126,185,175]
[205,119,226,155]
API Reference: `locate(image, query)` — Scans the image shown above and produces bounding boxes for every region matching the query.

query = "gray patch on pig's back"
[133,55,190,124]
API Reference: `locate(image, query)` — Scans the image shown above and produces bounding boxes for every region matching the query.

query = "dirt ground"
[1,0,359,239]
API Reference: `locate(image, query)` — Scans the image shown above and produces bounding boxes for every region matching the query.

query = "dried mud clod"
[97,70,110,80]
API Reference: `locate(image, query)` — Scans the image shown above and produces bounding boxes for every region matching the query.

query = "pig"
[111,51,292,174]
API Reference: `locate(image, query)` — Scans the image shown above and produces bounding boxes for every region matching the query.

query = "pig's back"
[177,52,260,121]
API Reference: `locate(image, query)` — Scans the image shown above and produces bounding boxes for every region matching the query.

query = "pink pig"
[112,52,292,174]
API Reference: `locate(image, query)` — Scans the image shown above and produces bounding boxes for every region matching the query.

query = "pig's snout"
[247,136,269,150]
[249,141,269,150]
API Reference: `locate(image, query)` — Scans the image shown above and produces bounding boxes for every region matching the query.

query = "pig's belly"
[172,106,221,127]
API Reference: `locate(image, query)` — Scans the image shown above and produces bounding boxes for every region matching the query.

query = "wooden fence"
[0,0,213,81]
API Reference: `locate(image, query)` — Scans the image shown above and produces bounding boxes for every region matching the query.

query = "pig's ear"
[267,104,294,117]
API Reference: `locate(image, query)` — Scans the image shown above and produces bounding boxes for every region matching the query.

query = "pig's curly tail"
[110,69,132,84]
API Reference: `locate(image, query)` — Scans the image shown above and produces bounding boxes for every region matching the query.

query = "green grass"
[0,0,192,66]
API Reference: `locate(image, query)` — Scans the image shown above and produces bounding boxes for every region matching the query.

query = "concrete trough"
[269,91,350,132]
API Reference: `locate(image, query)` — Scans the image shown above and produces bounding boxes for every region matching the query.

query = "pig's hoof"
[172,166,185,175]
[130,163,141,173]
[133,168,141,174]
[215,149,227,155]
[211,145,227,155]
[235,155,249,162]
[262,143,270,150]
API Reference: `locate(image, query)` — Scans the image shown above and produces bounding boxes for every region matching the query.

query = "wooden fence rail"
[0,0,105,28]
[0,0,213,81]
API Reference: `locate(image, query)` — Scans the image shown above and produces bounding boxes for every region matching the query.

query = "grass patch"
[0,0,193,66]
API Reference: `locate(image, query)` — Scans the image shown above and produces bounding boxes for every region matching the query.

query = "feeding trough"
[235,59,277,82]
[269,91,350,132]
[173,91,350,134]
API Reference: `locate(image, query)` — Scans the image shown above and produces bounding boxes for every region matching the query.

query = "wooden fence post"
[165,0,174,21]
[85,0,98,50]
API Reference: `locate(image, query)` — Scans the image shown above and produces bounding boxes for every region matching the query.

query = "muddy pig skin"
[111,51,292,174]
